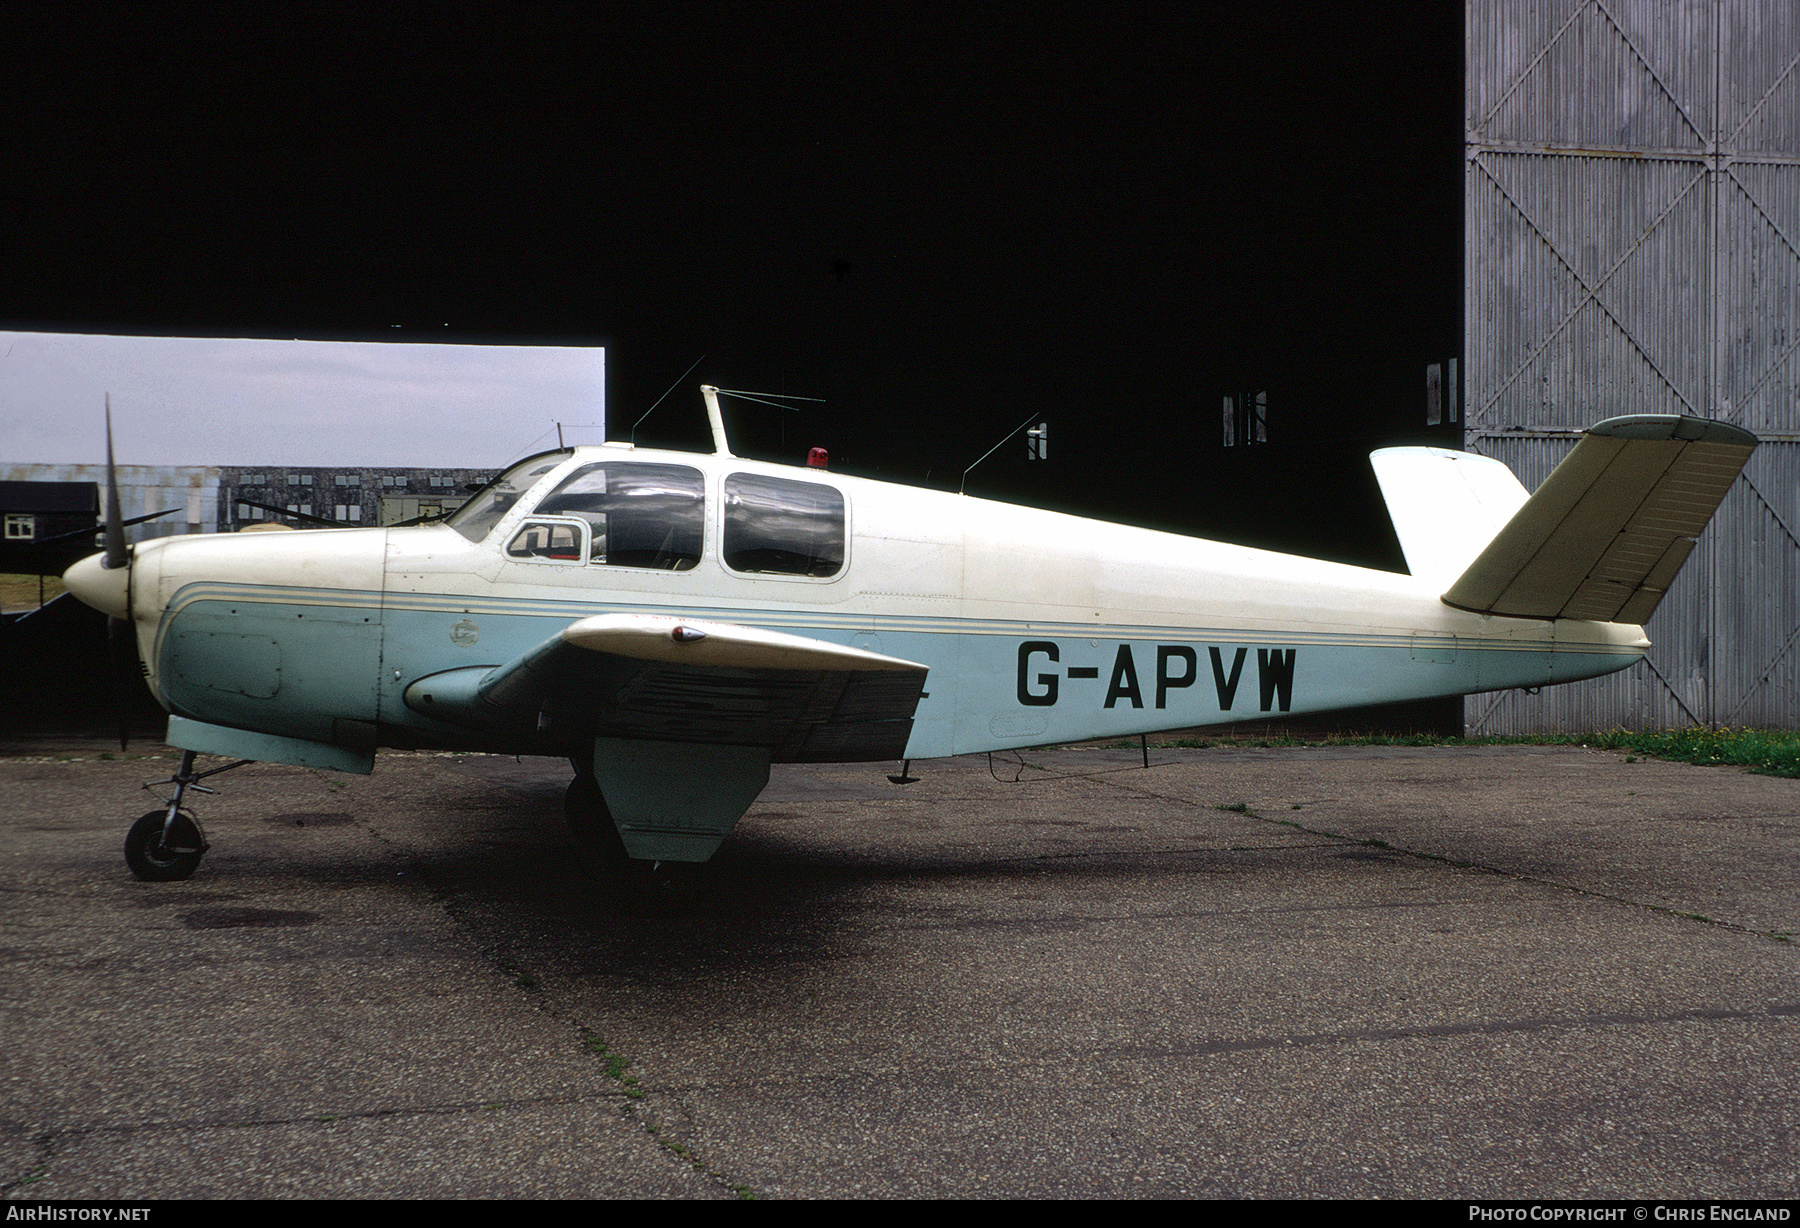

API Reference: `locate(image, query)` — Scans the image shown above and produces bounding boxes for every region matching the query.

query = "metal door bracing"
[1465,0,1800,733]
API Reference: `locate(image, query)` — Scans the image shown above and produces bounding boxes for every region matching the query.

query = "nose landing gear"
[124,750,253,882]
[124,809,206,881]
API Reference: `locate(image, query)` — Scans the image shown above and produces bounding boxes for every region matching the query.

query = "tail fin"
[1431,416,1756,623]
[1370,445,1532,589]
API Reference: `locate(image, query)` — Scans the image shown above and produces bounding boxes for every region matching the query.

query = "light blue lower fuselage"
[155,582,1639,765]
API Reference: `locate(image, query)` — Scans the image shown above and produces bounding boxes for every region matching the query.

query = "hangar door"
[1465,0,1800,733]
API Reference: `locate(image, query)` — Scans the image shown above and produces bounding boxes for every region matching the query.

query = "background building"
[1465,0,1800,732]
[0,464,218,578]
[219,467,489,529]
[0,462,498,583]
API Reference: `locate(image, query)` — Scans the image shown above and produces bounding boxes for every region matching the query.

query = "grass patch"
[1584,727,1800,779]
[496,955,538,990]
[1105,728,1800,779]
[580,1030,757,1196]
[0,573,64,613]
[584,1035,643,1098]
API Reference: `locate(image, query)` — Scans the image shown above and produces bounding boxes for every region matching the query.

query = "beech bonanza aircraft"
[63,390,1756,884]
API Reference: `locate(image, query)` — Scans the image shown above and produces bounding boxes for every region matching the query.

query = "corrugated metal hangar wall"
[1465,0,1800,733]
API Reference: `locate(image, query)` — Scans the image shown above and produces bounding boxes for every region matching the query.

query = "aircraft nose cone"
[63,552,131,620]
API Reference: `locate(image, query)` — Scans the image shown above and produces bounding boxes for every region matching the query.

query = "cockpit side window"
[533,462,705,570]
[504,519,588,562]
[722,474,845,577]
[446,454,566,543]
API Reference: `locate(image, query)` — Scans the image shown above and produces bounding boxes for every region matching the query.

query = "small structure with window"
[0,482,97,547]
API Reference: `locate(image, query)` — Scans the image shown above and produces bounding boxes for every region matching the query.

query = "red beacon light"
[806,447,829,469]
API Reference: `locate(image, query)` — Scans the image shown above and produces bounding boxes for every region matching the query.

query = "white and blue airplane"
[63,390,1756,883]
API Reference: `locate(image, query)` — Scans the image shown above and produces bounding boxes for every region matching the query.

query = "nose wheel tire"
[125,810,206,881]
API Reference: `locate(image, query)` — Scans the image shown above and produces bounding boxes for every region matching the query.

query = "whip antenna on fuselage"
[960,413,1043,495]
[631,355,706,445]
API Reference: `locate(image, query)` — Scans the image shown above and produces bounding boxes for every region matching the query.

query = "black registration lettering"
[1017,641,1059,706]
[1156,646,1197,709]
[1257,648,1296,712]
[1210,646,1247,710]
[1103,644,1143,709]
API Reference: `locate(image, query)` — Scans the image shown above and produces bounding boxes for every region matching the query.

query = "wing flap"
[1441,415,1756,622]
[406,613,928,762]
[556,612,926,671]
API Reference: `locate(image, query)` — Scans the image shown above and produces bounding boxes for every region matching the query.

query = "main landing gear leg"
[564,761,700,904]
[124,751,252,882]
[566,740,771,906]
[564,762,628,871]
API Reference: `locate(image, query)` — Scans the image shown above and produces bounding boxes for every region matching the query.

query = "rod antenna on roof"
[632,355,706,445]
[701,385,734,457]
[701,386,824,457]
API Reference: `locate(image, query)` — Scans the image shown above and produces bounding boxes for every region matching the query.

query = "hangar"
[1463,0,1800,732]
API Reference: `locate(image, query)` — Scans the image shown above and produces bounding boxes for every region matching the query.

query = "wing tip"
[1587,414,1759,449]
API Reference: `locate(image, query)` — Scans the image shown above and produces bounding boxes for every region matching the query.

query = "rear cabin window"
[722,474,845,577]
[531,462,705,570]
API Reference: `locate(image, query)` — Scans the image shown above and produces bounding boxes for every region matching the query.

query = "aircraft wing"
[404,613,929,762]
[1441,415,1757,623]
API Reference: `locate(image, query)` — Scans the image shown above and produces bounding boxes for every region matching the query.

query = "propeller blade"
[102,394,128,571]
[32,507,180,549]
[100,395,134,748]
[232,497,348,529]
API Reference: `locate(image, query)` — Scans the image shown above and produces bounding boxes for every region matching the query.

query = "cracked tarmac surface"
[2,742,1795,1197]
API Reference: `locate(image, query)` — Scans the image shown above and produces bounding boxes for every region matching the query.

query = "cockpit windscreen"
[446,453,568,543]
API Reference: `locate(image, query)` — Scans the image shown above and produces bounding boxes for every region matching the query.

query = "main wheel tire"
[124,810,205,882]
